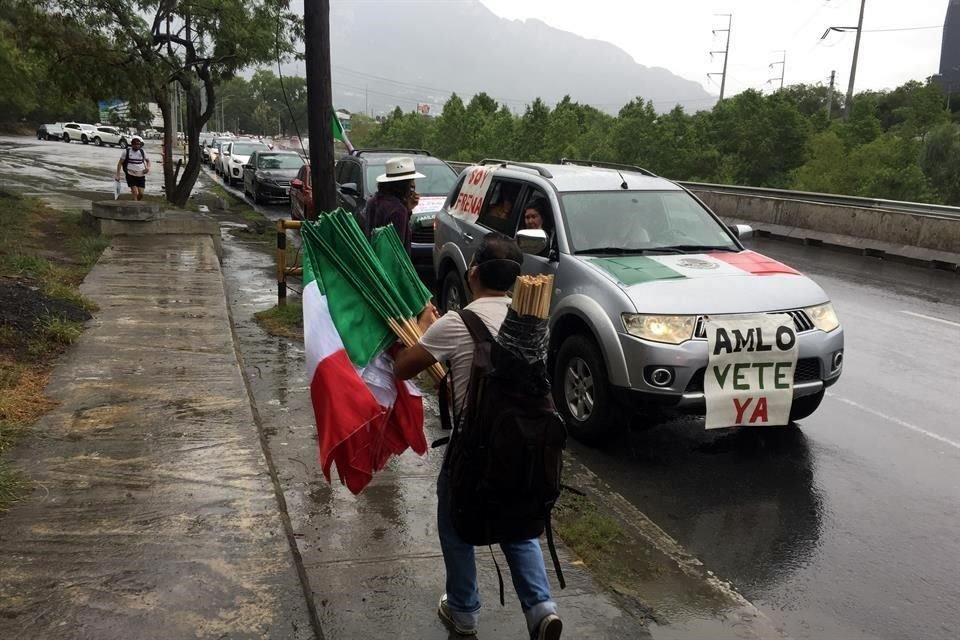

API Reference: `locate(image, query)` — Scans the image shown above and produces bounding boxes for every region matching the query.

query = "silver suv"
[433,160,844,444]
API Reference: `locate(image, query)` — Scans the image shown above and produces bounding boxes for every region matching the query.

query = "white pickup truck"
[36,123,64,141]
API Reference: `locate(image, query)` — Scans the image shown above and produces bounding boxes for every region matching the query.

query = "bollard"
[277,220,287,305]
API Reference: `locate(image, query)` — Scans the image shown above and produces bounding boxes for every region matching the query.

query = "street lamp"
[822,0,867,121]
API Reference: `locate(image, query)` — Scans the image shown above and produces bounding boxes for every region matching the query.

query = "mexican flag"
[333,114,353,153]
[588,251,799,285]
[302,217,426,495]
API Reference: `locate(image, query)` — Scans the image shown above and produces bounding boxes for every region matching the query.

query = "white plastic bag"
[114,178,121,200]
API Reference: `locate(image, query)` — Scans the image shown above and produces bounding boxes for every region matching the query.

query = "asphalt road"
[571,239,960,640]
[4,135,959,639]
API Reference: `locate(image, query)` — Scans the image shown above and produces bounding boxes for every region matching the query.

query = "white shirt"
[122,148,148,176]
[419,296,511,414]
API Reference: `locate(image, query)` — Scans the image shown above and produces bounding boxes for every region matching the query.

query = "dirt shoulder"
[0,189,107,509]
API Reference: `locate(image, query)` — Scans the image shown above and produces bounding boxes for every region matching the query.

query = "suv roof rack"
[478,159,553,179]
[560,158,657,177]
[350,148,433,157]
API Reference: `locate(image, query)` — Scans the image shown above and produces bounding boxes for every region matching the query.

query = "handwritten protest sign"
[449,165,495,223]
[704,314,798,429]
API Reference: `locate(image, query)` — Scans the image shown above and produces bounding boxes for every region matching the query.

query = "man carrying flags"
[394,233,564,640]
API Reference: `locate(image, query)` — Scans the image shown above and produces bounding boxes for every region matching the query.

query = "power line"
[861,25,941,33]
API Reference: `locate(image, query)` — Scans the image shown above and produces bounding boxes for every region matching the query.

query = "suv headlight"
[804,302,840,332]
[622,314,697,344]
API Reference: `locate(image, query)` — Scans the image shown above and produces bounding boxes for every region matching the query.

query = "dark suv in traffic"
[334,149,458,279]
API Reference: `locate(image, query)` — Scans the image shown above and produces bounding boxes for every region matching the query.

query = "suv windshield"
[231,142,266,156]
[257,154,304,170]
[562,191,738,254]
[364,162,457,196]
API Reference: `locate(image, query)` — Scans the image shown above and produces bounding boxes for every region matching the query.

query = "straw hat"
[376,157,426,183]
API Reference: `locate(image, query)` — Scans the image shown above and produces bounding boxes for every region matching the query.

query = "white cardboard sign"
[704,313,798,429]
[449,165,495,223]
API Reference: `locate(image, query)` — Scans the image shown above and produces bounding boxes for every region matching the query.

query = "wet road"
[574,239,960,640]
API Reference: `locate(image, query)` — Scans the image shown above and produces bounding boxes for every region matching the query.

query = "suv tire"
[63,133,71,143]
[440,270,466,313]
[554,334,624,446]
[789,389,824,422]
[94,136,103,146]
[119,139,128,149]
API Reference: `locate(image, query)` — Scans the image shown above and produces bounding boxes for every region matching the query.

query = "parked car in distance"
[433,159,845,445]
[334,149,458,277]
[218,140,269,186]
[62,122,98,144]
[92,126,129,148]
[36,123,64,141]
[243,150,304,203]
[208,138,229,169]
[290,163,313,220]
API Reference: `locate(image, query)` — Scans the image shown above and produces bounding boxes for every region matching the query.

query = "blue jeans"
[437,468,558,633]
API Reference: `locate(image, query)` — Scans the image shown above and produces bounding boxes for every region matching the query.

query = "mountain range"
[283,0,714,116]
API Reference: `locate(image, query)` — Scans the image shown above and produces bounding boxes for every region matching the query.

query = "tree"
[514,98,550,161]
[542,96,580,161]
[922,124,960,204]
[429,94,466,159]
[48,0,301,206]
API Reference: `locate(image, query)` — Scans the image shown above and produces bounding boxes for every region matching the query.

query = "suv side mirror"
[339,182,359,197]
[516,229,548,255]
[732,224,753,240]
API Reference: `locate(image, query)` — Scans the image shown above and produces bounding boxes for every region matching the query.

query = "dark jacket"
[364,192,412,252]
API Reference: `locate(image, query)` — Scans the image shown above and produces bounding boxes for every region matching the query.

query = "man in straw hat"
[394,233,564,640]
[362,156,424,252]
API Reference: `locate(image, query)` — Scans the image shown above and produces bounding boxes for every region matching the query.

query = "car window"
[363,161,457,196]
[334,161,349,184]
[231,142,266,155]
[345,161,363,191]
[257,154,305,170]
[560,190,737,253]
[478,180,524,235]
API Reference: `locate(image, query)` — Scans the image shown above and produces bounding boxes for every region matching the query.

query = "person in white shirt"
[115,135,151,200]
[395,233,563,640]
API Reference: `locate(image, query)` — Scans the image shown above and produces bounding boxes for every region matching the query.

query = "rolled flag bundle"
[494,274,554,395]
[301,209,441,494]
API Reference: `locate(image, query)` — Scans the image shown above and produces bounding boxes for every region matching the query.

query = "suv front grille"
[411,228,434,244]
[694,309,815,339]
[684,357,821,393]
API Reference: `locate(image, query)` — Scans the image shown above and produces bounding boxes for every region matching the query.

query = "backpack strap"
[458,309,493,345]
[544,512,566,590]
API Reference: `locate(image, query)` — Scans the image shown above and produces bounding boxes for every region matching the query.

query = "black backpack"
[439,309,568,594]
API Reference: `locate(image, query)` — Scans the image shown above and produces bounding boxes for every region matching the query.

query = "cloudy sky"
[479,0,949,97]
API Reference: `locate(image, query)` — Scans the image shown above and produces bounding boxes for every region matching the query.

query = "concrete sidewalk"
[0,235,313,639]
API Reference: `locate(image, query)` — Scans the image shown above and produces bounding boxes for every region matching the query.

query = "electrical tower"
[822,0,867,121]
[826,70,836,118]
[768,51,787,90]
[708,14,733,101]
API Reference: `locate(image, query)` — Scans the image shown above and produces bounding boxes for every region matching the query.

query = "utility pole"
[769,51,787,91]
[708,14,733,101]
[826,70,836,118]
[822,0,867,121]
[365,84,369,117]
[303,0,337,215]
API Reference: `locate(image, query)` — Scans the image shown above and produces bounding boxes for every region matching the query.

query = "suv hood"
[256,168,299,180]
[580,251,829,315]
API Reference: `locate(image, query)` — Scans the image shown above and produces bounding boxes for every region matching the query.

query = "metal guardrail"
[445,160,959,219]
[680,181,960,220]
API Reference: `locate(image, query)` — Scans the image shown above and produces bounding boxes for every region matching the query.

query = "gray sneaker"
[532,613,563,640]
[438,594,478,636]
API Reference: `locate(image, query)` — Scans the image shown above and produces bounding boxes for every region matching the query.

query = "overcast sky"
[478,0,948,98]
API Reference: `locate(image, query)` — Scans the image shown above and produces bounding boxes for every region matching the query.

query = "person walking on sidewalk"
[115,135,151,201]
[394,233,563,640]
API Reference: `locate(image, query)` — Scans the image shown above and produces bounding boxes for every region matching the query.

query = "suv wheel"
[63,133,71,143]
[119,139,128,149]
[440,270,466,313]
[554,335,624,446]
[789,389,824,422]
[94,136,103,146]
[81,135,89,144]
